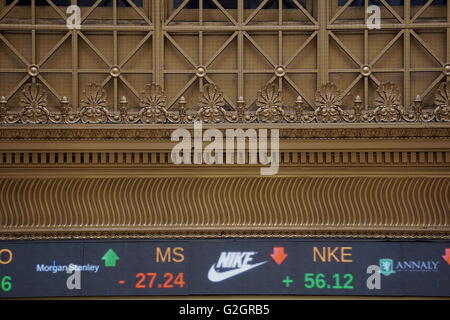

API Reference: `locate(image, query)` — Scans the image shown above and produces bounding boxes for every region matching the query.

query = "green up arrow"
[101,249,119,267]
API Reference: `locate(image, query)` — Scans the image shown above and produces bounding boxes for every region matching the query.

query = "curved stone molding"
[0,177,448,239]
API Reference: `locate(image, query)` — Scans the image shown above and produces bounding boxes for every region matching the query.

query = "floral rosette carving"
[256,83,284,123]
[139,83,167,124]
[19,83,49,124]
[374,82,402,122]
[314,82,343,123]
[434,82,450,122]
[80,83,109,124]
[198,84,226,123]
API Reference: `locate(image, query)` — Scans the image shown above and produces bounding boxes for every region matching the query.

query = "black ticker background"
[0,239,449,298]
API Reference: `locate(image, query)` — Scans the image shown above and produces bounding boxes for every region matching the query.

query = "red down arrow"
[271,247,288,265]
[443,248,450,266]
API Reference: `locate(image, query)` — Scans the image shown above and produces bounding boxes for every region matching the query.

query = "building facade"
[0,0,449,241]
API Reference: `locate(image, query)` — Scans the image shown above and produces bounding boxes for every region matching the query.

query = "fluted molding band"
[0,176,448,239]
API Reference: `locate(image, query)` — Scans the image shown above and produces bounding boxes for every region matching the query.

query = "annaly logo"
[379,258,440,275]
[379,259,395,276]
[208,252,267,282]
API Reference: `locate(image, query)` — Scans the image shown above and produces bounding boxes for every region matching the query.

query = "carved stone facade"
[1,81,450,125]
[0,121,449,239]
[0,1,449,240]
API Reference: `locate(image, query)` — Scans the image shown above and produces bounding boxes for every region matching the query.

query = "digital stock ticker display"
[0,239,449,298]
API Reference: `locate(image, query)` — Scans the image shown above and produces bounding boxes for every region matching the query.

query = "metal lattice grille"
[161,0,318,110]
[0,0,449,113]
[328,0,450,108]
[0,0,154,111]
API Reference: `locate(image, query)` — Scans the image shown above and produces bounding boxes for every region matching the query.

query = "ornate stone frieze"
[0,126,449,141]
[1,81,450,125]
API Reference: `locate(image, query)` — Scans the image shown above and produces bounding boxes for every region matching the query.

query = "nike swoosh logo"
[208,261,267,282]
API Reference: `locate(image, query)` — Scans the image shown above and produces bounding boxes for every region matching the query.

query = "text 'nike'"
[208,252,267,282]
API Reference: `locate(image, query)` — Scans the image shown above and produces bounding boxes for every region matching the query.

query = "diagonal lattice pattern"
[0,0,448,111]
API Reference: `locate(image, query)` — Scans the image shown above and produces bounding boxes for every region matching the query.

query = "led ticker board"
[0,239,449,298]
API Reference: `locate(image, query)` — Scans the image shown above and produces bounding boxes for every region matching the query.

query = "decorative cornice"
[1,81,450,125]
[1,83,449,241]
